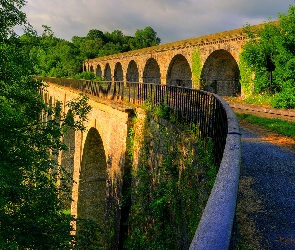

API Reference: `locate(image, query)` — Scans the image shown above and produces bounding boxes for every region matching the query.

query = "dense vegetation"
[20,25,160,78]
[0,0,161,248]
[0,1,94,248]
[122,106,216,250]
[240,4,295,109]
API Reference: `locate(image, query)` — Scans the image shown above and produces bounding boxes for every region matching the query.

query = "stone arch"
[143,58,161,84]
[201,49,240,96]
[90,65,94,72]
[96,65,102,78]
[104,63,112,81]
[166,54,192,87]
[126,60,139,82]
[114,62,123,81]
[77,127,107,226]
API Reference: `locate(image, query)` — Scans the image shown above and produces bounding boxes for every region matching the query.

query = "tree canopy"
[20,25,161,78]
[240,5,295,108]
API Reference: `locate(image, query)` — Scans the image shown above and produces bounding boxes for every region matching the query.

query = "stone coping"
[189,95,241,250]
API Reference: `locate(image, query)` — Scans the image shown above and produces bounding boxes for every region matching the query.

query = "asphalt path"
[237,125,295,249]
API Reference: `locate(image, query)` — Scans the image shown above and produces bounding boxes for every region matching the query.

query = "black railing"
[39,77,228,167]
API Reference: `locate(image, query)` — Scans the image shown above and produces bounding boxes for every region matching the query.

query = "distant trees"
[131,26,161,50]
[21,26,161,78]
[72,26,161,59]
[240,5,295,108]
[20,28,82,78]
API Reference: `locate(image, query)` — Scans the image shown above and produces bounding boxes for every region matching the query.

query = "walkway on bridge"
[236,118,295,249]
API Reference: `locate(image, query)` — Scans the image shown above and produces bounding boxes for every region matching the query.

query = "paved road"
[237,126,295,250]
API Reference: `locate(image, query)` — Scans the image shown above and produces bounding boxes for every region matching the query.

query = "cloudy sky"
[22,0,294,44]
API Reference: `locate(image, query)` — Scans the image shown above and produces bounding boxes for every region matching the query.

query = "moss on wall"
[191,47,203,89]
[239,52,254,98]
[122,108,216,249]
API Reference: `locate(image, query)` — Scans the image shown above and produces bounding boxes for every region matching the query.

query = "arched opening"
[201,49,240,96]
[143,58,161,84]
[166,54,192,88]
[96,65,102,79]
[90,65,94,72]
[126,60,139,82]
[104,64,112,81]
[60,128,75,210]
[114,62,123,81]
[77,127,107,226]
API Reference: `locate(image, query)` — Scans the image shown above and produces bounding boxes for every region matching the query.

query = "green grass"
[237,113,295,139]
[244,94,273,107]
[226,93,273,107]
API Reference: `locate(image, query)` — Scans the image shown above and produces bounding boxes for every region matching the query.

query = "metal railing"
[39,77,228,167]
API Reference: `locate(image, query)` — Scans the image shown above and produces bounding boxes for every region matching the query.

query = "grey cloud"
[22,0,294,43]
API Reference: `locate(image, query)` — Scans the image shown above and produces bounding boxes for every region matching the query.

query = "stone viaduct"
[84,26,250,96]
[41,25,252,248]
[43,77,241,249]
[43,83,135,243]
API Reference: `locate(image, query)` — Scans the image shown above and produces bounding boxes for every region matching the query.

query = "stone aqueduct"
[84,26,249,96]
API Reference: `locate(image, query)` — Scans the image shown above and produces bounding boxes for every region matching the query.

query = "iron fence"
[38,77,228,167]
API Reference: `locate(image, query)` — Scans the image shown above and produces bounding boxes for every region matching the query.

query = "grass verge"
[236,113,295,139]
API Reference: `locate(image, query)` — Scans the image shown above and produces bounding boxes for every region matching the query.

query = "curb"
[228,102,295,121]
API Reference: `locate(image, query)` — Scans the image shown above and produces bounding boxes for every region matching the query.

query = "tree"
[241,5,295,108]
[131,26,161,50]
[20,26,83,77]
[0,0,27,40]
[86,29,105,42]
[42,24,54,38]
[72,26,161,62]
[0,1,92,248]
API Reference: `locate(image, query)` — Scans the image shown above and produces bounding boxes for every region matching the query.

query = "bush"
[271,87,295,109]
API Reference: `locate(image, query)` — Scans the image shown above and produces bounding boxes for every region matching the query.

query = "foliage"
[20,31,82,78]
[238,52,254,98]
[17,25,161,79]
[72,26,160,60]
[0,1,94,248]
[74,218,105,250]
[244,93,273,106]
[191,47,202,88]
[123,104,216,249]
[241,5,295,108]
[131,26,161,50]
[0,0,27,40]
[74,71,103,80]
[0,76,92,249]
[237,113,295,139]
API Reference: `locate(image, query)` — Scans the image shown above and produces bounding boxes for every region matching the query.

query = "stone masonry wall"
[44,82,135,249]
